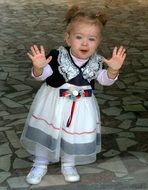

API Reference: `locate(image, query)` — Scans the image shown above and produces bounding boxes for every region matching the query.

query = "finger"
[46,56,52,64]
[122,52,126,60]
[33,45,40,54]
[30,46,37,56]
[119,49,126,58]
[102,57,108,64]
[40,45,45,56]
[112,46,117,57]
[27,52,33,60]
[121,48,126,57]
[120,50,126,58]
[117,46,126,56]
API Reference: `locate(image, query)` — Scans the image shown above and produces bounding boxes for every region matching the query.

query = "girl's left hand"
[103,46,126,71]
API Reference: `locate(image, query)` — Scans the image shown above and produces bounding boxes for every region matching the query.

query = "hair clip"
[96,11,101,17]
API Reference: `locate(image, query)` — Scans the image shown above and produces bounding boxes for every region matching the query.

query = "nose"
[82,38,88,46]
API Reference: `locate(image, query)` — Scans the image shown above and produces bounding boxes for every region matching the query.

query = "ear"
[64,32,71,46]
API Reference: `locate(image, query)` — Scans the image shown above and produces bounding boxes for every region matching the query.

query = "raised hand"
[103,46,126,71]
[27,45,52,69]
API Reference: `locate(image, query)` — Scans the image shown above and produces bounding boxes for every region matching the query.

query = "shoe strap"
[33,164,47,169]
[62,166,78,175]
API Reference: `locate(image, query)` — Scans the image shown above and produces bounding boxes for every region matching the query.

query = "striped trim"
[61,138,101,155]
[32,114,99,135]
[26,126,57,150]
[25,125,101,155]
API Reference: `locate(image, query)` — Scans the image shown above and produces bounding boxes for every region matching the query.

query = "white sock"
[34,156,49,166]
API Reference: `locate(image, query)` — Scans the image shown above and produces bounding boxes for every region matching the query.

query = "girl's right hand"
[27,45,52,69]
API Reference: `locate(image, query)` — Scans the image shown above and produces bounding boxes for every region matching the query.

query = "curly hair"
[64,5,107,32]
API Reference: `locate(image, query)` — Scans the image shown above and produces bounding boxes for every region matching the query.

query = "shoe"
[26,165,47,185]
[61,166,80,182]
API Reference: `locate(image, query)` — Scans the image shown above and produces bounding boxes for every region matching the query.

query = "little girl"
[21,5,126,185]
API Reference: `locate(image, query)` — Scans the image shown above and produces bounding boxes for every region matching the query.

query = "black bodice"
[45,47,95,89]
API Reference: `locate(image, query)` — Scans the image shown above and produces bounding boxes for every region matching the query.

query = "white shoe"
[26,166,47,185]
[61,166,80,182]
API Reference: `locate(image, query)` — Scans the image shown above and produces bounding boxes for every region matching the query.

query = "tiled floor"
[0,0,148,189]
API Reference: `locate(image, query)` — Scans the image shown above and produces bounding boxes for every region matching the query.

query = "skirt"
[20,82,101,165]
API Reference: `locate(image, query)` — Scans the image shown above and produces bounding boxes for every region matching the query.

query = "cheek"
[95,40,101,48]
[68,37,76,45]
[91,42,99,49]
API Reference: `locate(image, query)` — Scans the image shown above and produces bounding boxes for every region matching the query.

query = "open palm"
[103,46,126,71]
[27,45,52,69]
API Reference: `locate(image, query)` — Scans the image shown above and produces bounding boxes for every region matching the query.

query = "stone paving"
[0,0,148,189]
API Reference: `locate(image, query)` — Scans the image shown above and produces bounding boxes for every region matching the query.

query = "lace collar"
[58,46,103,82]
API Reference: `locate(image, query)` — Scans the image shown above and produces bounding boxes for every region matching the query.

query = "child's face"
[65,21,102,60]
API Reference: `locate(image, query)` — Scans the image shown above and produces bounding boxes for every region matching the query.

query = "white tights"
[34,145,74,167]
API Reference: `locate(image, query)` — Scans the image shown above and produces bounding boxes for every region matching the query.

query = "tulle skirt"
[20,82,101,165]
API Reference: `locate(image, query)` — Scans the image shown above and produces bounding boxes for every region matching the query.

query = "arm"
[103,46,126,79]
[97,69,118,86]
[97,46,126,86]
[31,64,53,81]
[27,45,53,80]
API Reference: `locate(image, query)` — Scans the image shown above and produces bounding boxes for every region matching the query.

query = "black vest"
[46,47,95,89]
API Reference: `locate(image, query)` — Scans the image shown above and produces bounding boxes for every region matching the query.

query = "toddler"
[21,5,126,185]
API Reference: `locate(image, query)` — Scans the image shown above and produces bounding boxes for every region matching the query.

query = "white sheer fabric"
[20,83,101,165]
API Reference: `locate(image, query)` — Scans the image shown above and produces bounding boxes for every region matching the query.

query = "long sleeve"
[96,69,118,86]
[31,64,53,81]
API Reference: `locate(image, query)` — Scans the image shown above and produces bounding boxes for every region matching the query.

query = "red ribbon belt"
[60,89,92,127]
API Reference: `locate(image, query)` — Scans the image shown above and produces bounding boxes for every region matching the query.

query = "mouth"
[80,49,89,54]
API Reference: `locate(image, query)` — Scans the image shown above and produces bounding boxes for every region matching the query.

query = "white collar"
[58,46,103,82]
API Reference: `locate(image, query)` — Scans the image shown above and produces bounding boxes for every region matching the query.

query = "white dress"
[20,46,116,165]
